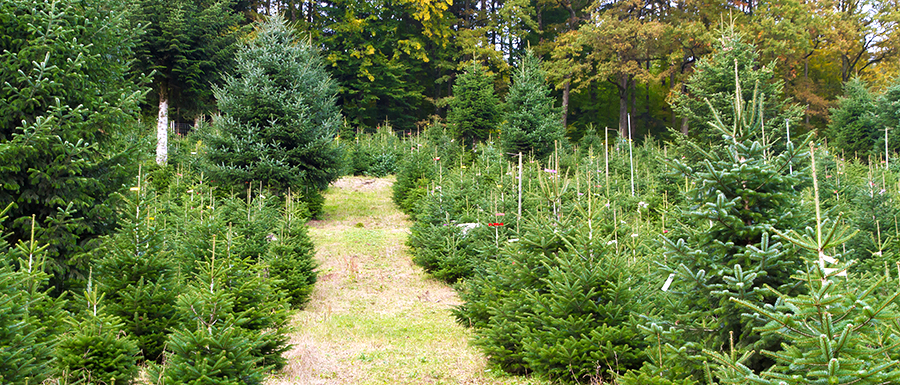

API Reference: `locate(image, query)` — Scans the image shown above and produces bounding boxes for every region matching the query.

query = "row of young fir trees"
[389,24,900,384]
[1,2,341,383]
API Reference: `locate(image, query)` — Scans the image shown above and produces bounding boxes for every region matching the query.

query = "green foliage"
[95,175,181,362]
[199,15,344,217]
[0,205,64,384]
[500,50,566,162]
[318,0,433,132]
[149,255,265,385]
[131,0,245,120]
[456,204,650,382]
[56,282,139,384]
[448,63,501,148]
[671,26,801,144]
[266,197,317,307]
[344,124,405,177]
[641,77,811,380]
[0,0,145,291]
[827,78,877,159]
[875,78,900,156]
[392,127,445,214]
[707,152,900,384]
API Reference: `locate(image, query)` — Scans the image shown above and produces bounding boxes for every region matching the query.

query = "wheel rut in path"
[268,176,540,385]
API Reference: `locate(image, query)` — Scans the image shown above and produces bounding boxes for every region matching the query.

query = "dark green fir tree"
[266,193,317,308]
[199,14,344,218]
[96,173,181,362]
[827,78,877,159]
[56,278,139,384]
[447,62,501,148]
[874,77,900,156]
[500,50,565,162]
[0,0,146,292]
[456,197,648,382]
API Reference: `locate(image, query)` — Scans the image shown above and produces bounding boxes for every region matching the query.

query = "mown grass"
[268,176,549,385]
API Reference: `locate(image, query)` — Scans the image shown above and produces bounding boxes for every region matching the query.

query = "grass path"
[268,176,545,385]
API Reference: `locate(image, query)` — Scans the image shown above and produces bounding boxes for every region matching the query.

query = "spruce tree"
[0,0,145,292]
[641,74,811,381]
[500,50,566,162]
[671,25,801,143]
[707,146,900,385]
[56,280,139,384]
[199,14,344,217]
[447,62,501,148]
[150,252,265,385]
[827,78,877,159]
[96,174,180,362]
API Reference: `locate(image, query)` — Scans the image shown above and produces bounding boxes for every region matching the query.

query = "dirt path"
[268,176,542,385]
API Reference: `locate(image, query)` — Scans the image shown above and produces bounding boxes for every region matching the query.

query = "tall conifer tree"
[447,62,501,148]
[200,14,344,217]
[501,50,565,162]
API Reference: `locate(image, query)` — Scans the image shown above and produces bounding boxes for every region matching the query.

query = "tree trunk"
[670,70,677,128]
[156,86,169,165]
[618,73,630,138]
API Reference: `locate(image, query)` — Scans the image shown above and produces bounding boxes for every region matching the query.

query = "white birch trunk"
[156,93,168,165]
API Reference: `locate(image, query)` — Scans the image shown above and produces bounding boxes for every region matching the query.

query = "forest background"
[136,0,900,143]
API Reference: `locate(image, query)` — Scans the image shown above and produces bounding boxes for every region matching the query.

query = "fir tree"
[0,0,145,292]
[150,251,265,385]
[447,62,501,148]
[96,174,181,362]
[671,25,801,143]
[56,279,139,384]
[266,194,317,307]
[640,73,811,381]
[199,14,344,217]
[457,201,648,381]
[500,50,565,162]
[875,78,900,156]
[707,145,900,385]
[0,204,62,384]
[827,78,877,159]
[222,254,292,371]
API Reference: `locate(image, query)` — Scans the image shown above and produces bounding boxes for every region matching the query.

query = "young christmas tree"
[456,193,649,381]
[500,50,566,162]
[826,78,877,159]
[706,145,900,385]
[56,277,139,384]
[199,14,344,218]
[632,67,811,382]
[223,252,292,371]
[96,173,181,362]
[149,246,265,385]
[0,205,59,385]
[266,193,317,308]
[447,61,501,148]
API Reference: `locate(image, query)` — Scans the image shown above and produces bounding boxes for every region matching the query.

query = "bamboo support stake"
[628,114,635,197]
